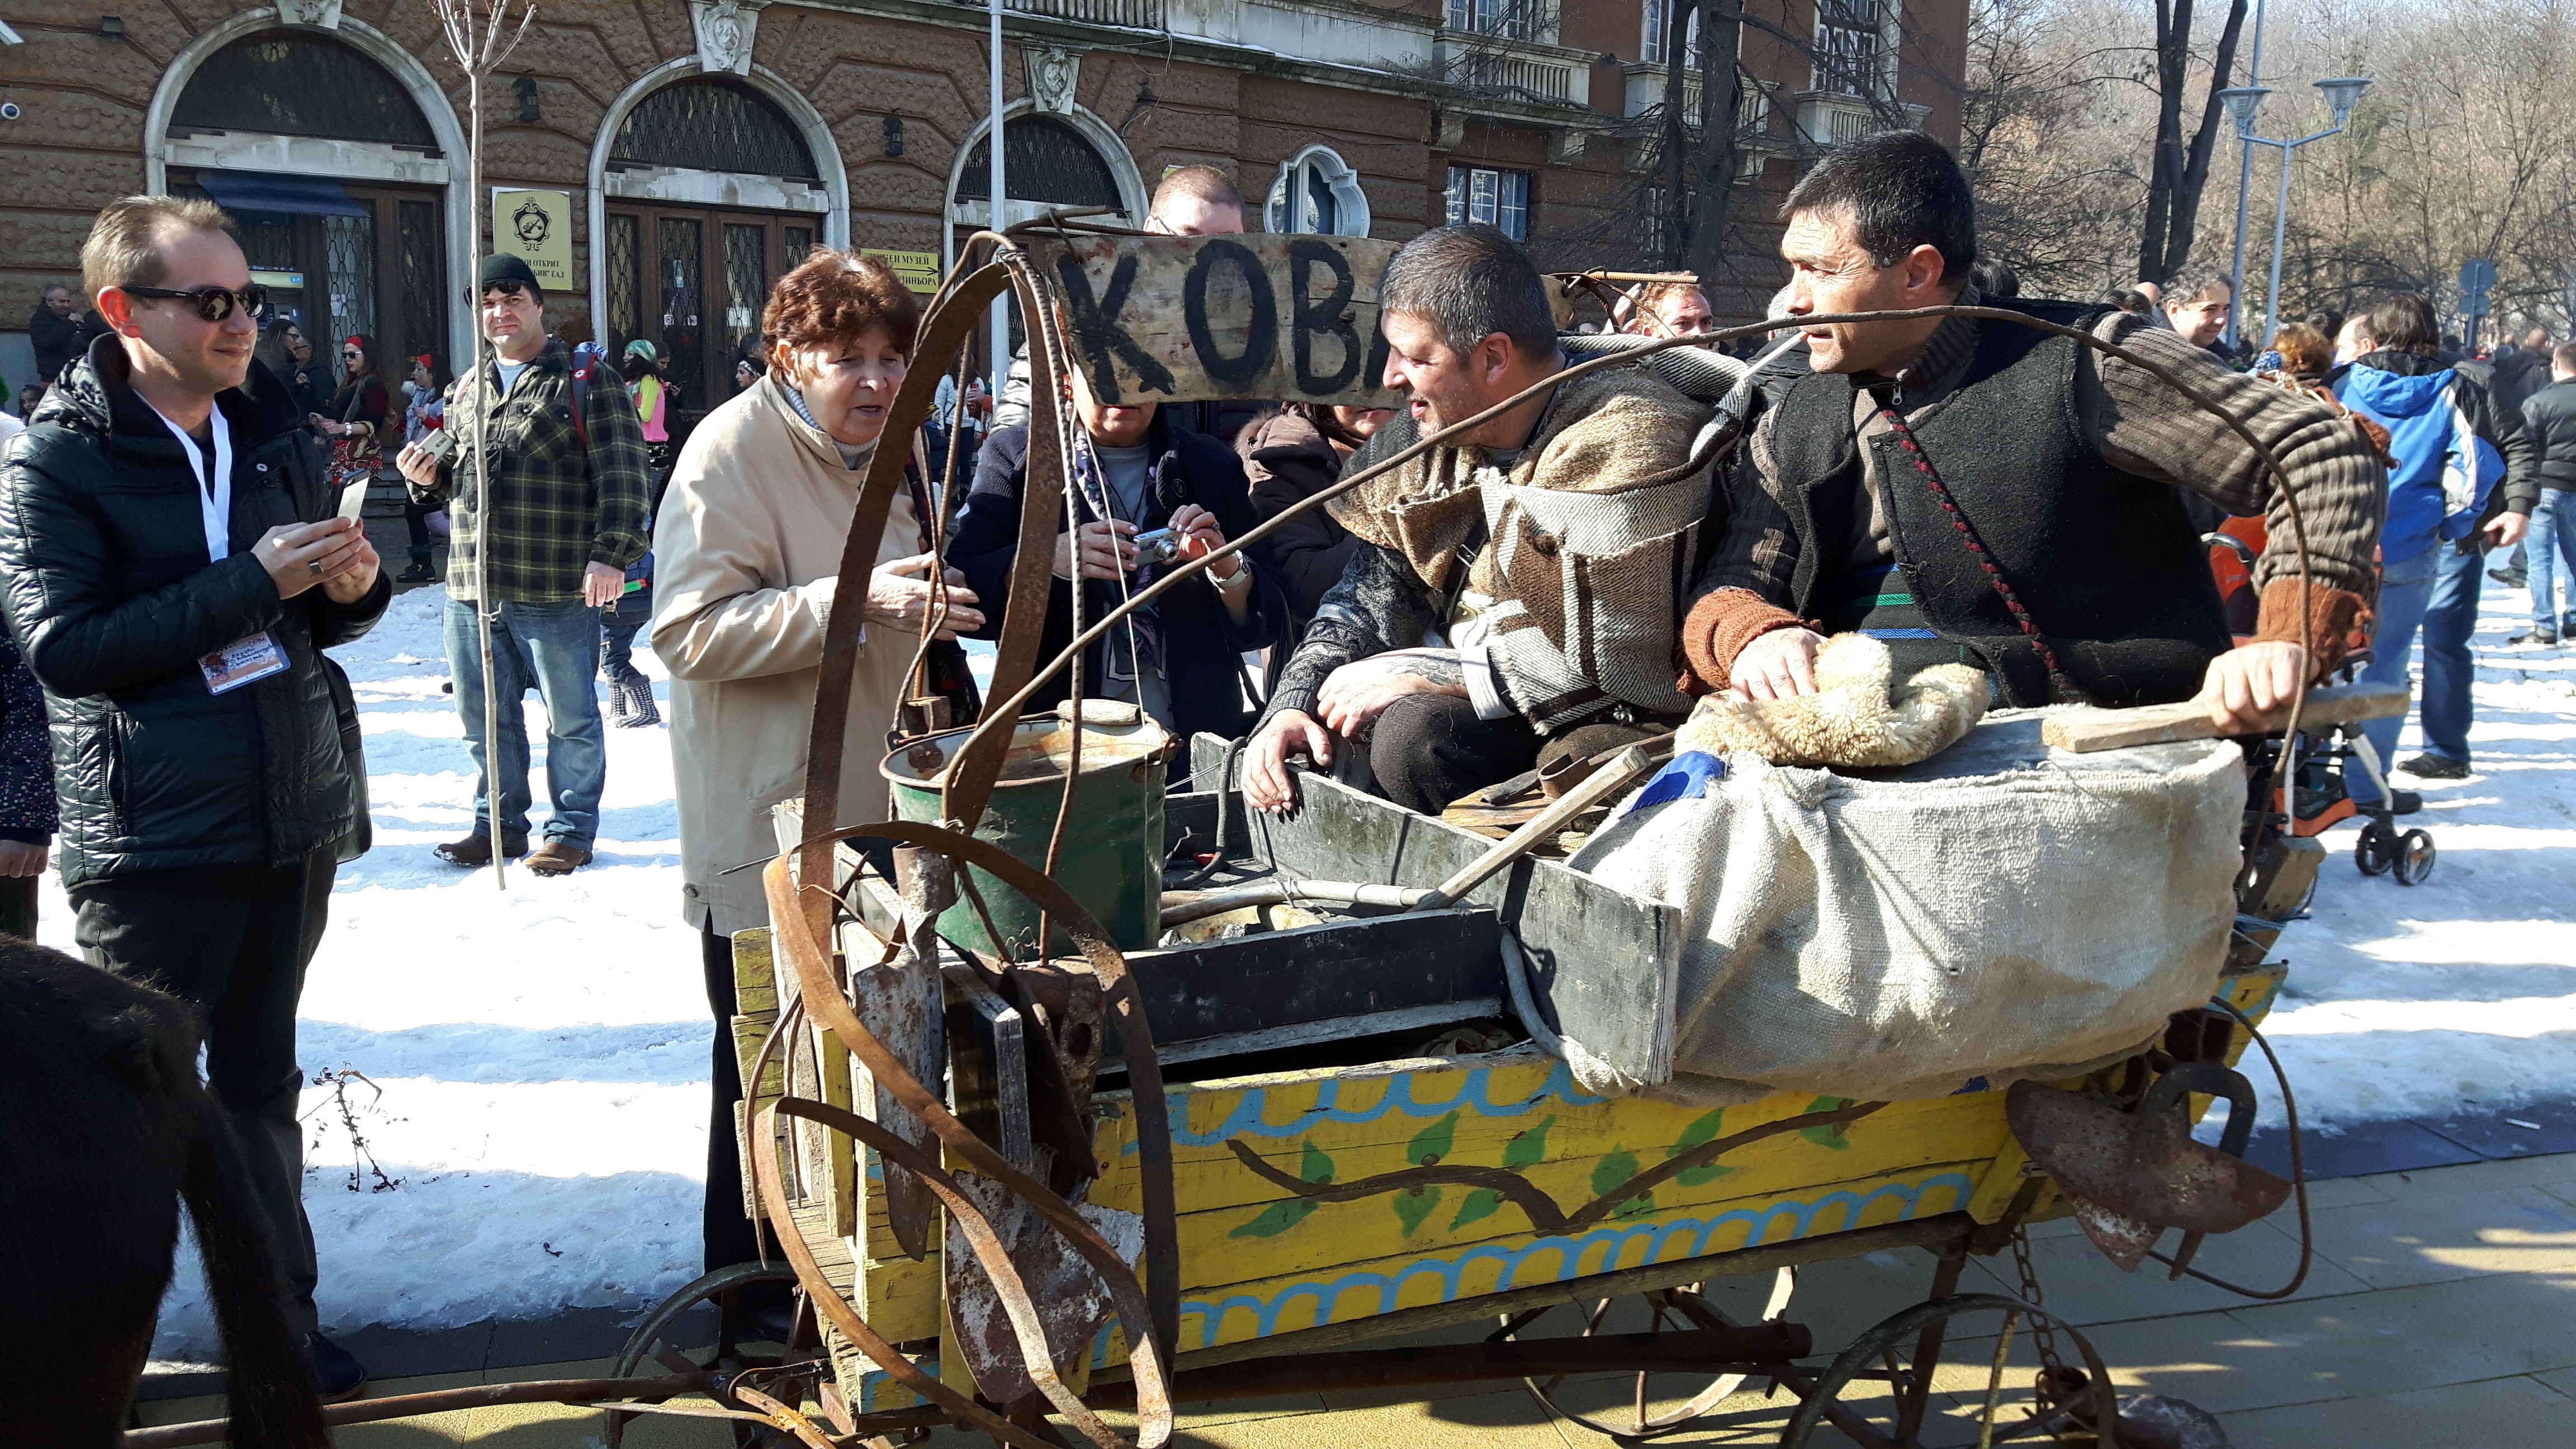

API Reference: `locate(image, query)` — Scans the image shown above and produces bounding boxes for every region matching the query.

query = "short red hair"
[761,248,920,358]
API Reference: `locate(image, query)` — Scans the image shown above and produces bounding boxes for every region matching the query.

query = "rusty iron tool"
[945,1168,1146,1406]
[849,845,954,1261]
[2007,1065,2289,1273]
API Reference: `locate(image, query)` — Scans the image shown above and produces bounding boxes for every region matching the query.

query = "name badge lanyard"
[151,403,236,561]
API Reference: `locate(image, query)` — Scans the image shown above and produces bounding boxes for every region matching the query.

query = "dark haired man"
[395,253,651,875]
[1242,224,1717,816]
[2515,339,2576,645]
[2161,268,2236,355]
[1683,131,2385,733]
[0,195,390,1399]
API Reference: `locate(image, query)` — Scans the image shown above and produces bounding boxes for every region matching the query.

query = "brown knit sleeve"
[2249,577,2372,680]
[1679,588,1807,692]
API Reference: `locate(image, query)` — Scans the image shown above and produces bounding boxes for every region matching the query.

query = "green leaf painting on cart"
[1452,1114,1556,1232]
[1393,1183,1443,1235]
[1592,1143,1652,1218]
[1800,1097,1856,1150]
[1666,1109,1735,1186]
[1407,1111,1460,1166]
[1228,1137,1336,1239]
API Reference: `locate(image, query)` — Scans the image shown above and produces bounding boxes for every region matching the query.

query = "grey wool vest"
[1766,300,2232,708]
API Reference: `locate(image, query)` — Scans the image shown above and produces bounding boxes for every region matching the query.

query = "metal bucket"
[882,703,1172,957]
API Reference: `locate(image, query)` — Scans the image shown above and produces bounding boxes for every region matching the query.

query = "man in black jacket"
[0,196,390,1399]
[951,371,1284,749]
[27,283,98,386]
[2516,341,2576,644]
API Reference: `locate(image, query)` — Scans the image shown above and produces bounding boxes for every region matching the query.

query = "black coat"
[2522,378,2576,491]
[0,334,390,884]
[951,417,1286,745]
[1240,411,1357,633]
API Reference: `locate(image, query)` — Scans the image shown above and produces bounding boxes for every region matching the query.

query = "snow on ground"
[2251,578,2576,1131]
[128,574,2576,1354]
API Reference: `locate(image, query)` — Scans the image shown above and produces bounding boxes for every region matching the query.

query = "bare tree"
[2137,0,2250,283]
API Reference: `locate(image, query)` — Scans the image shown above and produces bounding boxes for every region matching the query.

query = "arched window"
[1266,146,1370,237]
[171,32,434,148]
[954,116,1123,209]
[610,78,818,181]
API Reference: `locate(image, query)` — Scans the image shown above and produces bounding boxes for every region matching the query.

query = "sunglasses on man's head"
[120,283,268,322]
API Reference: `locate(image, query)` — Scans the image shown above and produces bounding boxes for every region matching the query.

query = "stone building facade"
[0,0,1963,420]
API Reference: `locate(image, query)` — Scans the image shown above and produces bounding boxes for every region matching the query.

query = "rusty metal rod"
[121,1375,716,1448]
[1081,1323,1812,1407]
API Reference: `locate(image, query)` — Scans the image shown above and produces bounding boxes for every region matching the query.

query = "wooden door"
[603,204,818,438]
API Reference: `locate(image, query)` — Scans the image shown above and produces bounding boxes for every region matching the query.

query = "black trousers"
[1368,694,1543,815]
[70,850,337,1337]
[0,873,36,939]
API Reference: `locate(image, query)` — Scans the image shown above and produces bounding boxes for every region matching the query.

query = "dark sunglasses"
[121,283,268,322]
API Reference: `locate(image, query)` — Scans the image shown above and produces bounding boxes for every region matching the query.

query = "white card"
[200,632,290,694]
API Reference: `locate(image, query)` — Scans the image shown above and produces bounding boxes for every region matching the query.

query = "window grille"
[397,199,444,375]
[324,210,376,367]
[954,116,1122,208]
[173,34,437,148]
[1813,0,1888,100]
[722,223,767,404]
[1445,165,1530,242]
[659,219,705,417]
[606,214,642,360]
[612,79,819,181]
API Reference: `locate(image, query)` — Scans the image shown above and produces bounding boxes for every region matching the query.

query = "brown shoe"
[434,834,527,866]
[524,840,593,876]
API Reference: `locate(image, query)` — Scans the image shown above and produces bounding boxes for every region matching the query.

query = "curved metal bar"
[761,825,1181,1434]
[749,1097,1064,1449]
[761,1096,1134,1448]
[961,304,2324,765]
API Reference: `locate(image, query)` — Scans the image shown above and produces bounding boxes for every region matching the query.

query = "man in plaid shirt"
[396,253,650,875]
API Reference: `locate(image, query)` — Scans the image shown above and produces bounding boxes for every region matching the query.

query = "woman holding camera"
[949,371,1285,751]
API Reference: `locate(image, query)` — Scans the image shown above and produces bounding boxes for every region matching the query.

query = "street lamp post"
[2222,0,2270,353]
[2219,76,2372,351]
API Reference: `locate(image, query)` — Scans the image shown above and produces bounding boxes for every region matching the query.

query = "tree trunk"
[1663,1,1694,268]
[2138,0,2250,282]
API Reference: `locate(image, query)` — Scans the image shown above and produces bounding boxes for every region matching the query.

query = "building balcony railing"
[978,0,1167,29]
[1791,89,1928,149]
[1435,31,1593,109]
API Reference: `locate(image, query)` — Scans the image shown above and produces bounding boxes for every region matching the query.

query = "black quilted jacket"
[0,333,388,883]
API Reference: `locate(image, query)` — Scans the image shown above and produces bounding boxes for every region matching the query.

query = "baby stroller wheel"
[2354,818,2397,876]
[2392,828,2436,886]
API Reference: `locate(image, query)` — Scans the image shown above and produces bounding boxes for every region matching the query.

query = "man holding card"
[0,195,390,1399]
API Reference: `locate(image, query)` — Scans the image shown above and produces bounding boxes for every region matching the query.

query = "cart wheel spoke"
[605,1263,806,1447]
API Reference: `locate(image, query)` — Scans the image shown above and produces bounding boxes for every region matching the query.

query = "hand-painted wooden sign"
[1031,234,1403,408]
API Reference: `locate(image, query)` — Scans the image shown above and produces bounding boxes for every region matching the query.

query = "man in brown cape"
[1242,224,1718,816]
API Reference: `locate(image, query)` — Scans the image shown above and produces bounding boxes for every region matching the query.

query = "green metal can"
[882,704,1172,956]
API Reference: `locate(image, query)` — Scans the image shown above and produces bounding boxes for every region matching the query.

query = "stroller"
[2208,528,2437,886]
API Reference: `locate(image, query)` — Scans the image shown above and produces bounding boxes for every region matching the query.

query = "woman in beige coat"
[651,249,980,1285]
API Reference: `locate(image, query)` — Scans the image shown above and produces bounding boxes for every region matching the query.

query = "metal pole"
[2264,136,2294,350]
[2223,0,2268,350]
[988,0,1008,397]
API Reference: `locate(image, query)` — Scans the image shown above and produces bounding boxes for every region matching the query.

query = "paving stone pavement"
[135,1152,2576,1448]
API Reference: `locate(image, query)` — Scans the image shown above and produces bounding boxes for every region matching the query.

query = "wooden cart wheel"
[1494,1268,1797,1439]
[604,1262,808,1447]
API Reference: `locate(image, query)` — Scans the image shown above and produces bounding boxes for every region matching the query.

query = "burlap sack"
[1566,710,2247,1105]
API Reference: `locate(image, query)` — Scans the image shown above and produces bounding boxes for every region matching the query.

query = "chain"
[2007,1223,2074,1405]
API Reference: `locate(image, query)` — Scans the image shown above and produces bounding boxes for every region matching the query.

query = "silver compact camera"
[1130,527,1184,568]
